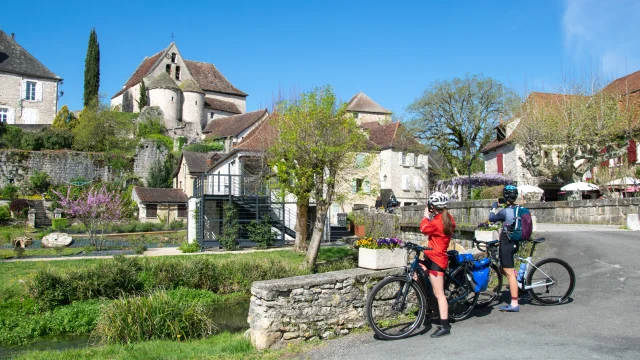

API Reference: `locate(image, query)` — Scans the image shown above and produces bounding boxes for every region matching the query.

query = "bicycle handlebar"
[403,241,432,253]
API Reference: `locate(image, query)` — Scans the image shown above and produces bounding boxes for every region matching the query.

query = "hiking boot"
[430,326,451,338]
[499,304,520,312]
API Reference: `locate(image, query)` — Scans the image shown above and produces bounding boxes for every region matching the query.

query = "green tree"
[138,79,148,109]
[219,203,240,250]
[407,74,519,176]
[146,158,172,188]
[270,86,367,268]
[29,170,51,195]
[72,99,136,152]
[83,28,100,107]
[52,105,78,130]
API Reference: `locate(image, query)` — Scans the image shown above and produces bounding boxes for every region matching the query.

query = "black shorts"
[499,239,519,269]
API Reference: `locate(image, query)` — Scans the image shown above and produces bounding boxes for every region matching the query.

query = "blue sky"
[2,0,639,118]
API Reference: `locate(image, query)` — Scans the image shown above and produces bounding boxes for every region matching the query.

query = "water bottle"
[517,263,526,282]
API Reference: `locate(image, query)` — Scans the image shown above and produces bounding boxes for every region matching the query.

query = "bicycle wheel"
[445,266,479,321]
[476,264,503,307]
[366,276,427,340]
[526,258,575,305]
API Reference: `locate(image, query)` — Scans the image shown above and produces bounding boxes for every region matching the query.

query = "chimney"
[205,157,213,167]
[10,33,15,40]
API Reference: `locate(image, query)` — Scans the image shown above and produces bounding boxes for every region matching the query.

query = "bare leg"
[502,267,519,307]
[429,273,448,322]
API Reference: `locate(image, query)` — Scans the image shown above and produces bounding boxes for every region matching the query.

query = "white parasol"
[560,182,600,191]
[518,185,544,194]
[606,177,640,186]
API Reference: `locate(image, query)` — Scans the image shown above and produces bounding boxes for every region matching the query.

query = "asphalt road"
[299,225,640,360]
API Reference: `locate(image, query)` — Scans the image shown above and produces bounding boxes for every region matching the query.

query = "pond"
[0,297,250,359]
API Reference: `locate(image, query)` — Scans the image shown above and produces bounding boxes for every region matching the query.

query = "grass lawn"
[0,248,86,260]
[12,332,321,360]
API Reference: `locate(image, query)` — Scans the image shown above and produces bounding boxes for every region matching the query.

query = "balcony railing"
[194,174,269,197]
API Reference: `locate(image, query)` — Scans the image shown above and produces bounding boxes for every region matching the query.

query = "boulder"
[41,232,74,248]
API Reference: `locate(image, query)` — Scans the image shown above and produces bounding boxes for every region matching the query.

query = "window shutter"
[363,179,371,194]
[401,175,409,190]
[20,80,26,99]
[413,176,422,191]
[35,82,43,101]
[7,108,15,124]
[398,152,403,165]
[628,139,637,164]
[497,154,504,174]
[351,179,357,194]
[407,153,414,167]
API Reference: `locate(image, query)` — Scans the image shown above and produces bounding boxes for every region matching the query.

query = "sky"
[2,0,640,119]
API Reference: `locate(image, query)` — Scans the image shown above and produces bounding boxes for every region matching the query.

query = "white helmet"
[428,192,448,209]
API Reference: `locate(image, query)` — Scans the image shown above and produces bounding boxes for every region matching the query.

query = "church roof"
[179,78,203,93]
[347,92,392,114]
[204,98,241,114]
[0,30,61,80]
[203,109,268,139]
[112,43,246,99]
[147,72,180,90]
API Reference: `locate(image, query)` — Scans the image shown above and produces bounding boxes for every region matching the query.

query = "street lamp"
[462,144,476,201]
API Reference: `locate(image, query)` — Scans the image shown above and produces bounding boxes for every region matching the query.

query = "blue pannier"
[470,258,491,292]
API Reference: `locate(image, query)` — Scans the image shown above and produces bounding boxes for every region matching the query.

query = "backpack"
[503,205,533,242]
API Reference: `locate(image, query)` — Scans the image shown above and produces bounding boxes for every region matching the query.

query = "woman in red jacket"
[420,192,456,338]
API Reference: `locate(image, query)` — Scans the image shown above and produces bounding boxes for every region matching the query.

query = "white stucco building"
[111,42,247,140]
[0,30,62,127]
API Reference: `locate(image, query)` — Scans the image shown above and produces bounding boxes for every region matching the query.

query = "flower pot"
[474,230,499,242]
[358,248,408,270]
[354,225,366,237]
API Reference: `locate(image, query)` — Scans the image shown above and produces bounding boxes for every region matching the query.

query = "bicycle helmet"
[428,192,448,209]
[503,184,518,202]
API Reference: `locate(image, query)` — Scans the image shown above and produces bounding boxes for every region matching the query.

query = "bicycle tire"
[476,264,503,308]
[526,257,575,305]
[366,276,427,340]
[445,266,479,321]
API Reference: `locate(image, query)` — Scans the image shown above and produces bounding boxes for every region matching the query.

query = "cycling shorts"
[499,239,519,269]
[422,258,445,277]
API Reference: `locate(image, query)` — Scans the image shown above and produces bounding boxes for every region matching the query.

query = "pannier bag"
[469,258,491,292]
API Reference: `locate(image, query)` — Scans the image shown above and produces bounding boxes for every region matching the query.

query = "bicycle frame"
[516,255,555,291]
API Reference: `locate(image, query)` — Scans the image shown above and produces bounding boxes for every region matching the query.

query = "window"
[0,108,7,123]
[25,81,36,101]
[401,175,409,190]
[628,139,637,164]
[401,152,407,165]
[166,64,171,74]
[497,153,504,174]
[146,204,158,218]
[171,53,177,63]
[354,113,358,119]
[178,204,187,218]
[210,112,215,119]
[414,154,419,166]
[175,66,181,80]
[355,154,366,168]
[413,176,423,191]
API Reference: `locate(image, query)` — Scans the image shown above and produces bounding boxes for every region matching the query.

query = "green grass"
[11,332,319,360]
[0,248,85,260]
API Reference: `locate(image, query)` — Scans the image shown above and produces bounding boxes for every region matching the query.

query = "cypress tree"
[138,79,148,109]
[83,28,100,108]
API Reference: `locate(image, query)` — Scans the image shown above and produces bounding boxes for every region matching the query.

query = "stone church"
[110,42,247,140]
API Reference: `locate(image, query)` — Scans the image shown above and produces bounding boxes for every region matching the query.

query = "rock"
[243,329,251,340]
[41,232,73,248]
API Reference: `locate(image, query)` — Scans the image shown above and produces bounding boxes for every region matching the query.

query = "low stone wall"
[249,267,402,350]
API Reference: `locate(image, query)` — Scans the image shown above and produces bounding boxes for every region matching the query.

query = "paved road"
[300,226,640,360]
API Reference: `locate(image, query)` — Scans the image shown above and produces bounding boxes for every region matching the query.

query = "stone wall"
[0,139,166,188]
[249,267,402,350]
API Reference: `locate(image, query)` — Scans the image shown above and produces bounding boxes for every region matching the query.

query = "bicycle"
[473,237,576,305]
[365,242,479,340]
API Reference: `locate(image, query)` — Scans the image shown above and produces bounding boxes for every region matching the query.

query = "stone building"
[172,151,221,197]
[132,187,188,224]
[346,92,392,124]
[110,42,246,140]
[0,30,62,127]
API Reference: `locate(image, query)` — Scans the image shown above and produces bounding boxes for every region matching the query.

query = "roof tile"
[0,30,60,80]
[347,92,392,114]
[204,98,241,114]
[134,187,188,203]
[184,60,247,96]
[203,109,268,139]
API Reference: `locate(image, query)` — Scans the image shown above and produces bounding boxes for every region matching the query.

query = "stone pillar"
[627,214,640,231]
[187,198,198,243]
[27,209,36,228]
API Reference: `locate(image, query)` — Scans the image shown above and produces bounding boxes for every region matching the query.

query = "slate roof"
[147,72,180,90]
[204,98,241,114]
[203,109,268,138]
[134,187,188,204]
[0,30,60,80]
[111,43,246,99]
[179,78,203,93]
[182,151,220,174]
[184,60,247,96]
[347,92,392,114]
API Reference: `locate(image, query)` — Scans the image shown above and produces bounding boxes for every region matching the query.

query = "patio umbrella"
[518,185,544,194]
[560,182,600,191]
[606,177,640,186]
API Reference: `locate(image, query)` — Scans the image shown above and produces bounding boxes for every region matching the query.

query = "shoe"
[499,304,519,312]
[430,326,451,338]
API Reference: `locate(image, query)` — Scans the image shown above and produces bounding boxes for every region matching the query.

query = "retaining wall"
[249,267,402,350]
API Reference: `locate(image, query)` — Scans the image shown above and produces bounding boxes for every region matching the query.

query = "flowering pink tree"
[55,185,124,250]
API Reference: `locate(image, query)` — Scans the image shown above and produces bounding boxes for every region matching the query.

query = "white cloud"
[563,0,640,76]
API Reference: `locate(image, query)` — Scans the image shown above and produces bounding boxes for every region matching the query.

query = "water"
[0,297,251,359]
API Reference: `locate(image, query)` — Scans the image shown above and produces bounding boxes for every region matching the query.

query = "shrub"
[0,205,10,221]
[170,219,186,230]
[219,203,240,251]
[183,141,224,153]
[2,126,24,148]
[20,132,44,151]
[179,242,200,253]
[137,116,164,137]
[94,291,215,344]
[29,170,51,194]
[9,199,29,219]
[51,218,69,230]
[480,185,504,200]
[1,184,19,199]
[41,128,74,149]
[246,214,276,249]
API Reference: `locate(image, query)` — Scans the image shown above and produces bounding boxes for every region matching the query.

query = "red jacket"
[420,213,456,270]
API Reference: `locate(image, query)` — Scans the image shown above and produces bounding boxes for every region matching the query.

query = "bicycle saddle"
[531,237,545,243]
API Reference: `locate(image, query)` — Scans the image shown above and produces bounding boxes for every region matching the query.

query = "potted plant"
[353,213,366,237]
[356,237,407,270]
[475,221,500,241]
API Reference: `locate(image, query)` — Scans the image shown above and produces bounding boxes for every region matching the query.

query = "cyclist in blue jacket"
[489,184,521,312]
